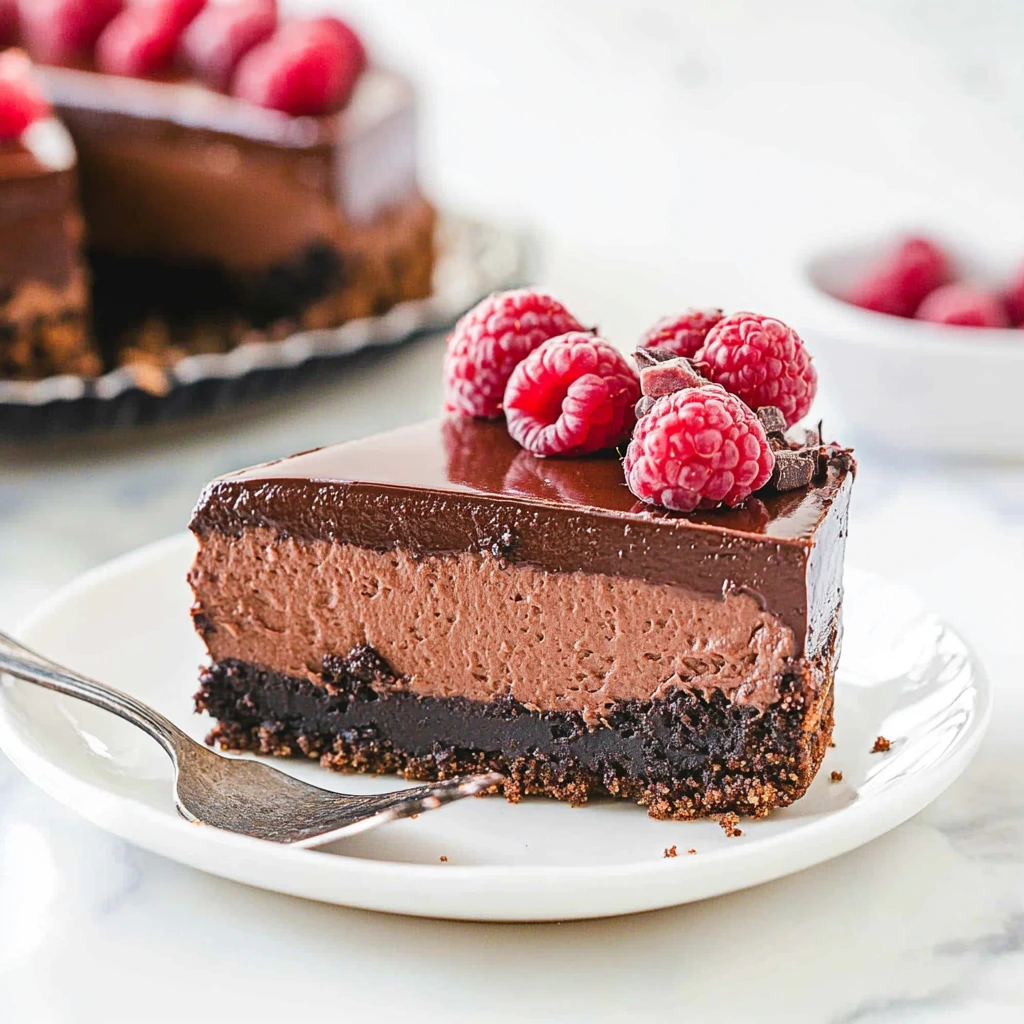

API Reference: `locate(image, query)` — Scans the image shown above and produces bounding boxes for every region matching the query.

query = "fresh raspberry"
[230,17,363,115]
[1002,263,1024,326]
[17,0,124,65]
[846,236,951,318]
[504,333,639,457]
[179,2,276,90]
[638,308,723,359]
[0,50,51,140]
[916,283,1010,328]
[624,389,774,512]
[96,3,200,77]
[443,289,584,419]
[695,312,817,428]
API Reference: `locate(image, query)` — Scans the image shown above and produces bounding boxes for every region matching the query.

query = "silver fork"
[0,630,502,848]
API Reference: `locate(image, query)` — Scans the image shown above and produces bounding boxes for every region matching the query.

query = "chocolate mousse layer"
[40,67,435,367]
[0,119,96,379]
[190,418,854,819]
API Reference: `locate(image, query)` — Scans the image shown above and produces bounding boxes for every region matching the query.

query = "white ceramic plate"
[0,534,990,922]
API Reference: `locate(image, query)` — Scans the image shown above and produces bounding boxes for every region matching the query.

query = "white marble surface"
[3,2,1024,1021]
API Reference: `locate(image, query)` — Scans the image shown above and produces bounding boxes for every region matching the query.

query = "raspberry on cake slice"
[624,388,775,512]
[637,308,723,360]
[695,312,817,428]
[443,289,585,419]
[503,332,639,456]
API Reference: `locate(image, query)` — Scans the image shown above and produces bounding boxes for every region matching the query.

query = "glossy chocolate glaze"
[191,419,854,657]
[0,119,81,290]
[41,67,419,271]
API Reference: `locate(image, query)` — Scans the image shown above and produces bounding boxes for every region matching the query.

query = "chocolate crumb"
[718,812,743,838]
[687,848,697,855]
[633,346,676,368]
[829,739,836,748]
[639,356,709,399]
[830,770,843,783]
[439,855,448,862]
[410,814,419,819]
[872,735,891,753]
[770,448,816,491]
[756,405,787,438]
[663,845,678,858]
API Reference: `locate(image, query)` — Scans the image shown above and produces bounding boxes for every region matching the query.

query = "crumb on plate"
[718,813,743,838]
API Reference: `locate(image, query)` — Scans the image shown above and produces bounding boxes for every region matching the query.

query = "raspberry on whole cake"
[1,5,436,386]
[189,292,855,822]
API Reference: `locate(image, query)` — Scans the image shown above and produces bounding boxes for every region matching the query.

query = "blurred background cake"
[0,0,435,385]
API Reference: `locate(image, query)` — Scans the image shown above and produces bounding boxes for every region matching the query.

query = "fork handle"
[0,628,187,760]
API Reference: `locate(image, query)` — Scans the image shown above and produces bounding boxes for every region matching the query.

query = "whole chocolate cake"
[189,296,855,820]
[0,4,434,386]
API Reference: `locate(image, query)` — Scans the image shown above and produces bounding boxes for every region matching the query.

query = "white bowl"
[792,231,1024,459]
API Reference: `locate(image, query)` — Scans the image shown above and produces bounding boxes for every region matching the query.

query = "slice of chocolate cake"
[189,416,854,820]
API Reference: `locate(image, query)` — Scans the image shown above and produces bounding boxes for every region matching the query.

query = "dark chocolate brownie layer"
[196,642,836,820]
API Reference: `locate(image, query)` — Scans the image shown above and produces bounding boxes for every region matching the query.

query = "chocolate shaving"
[633,346,677,368]
[640,356,709,399]
[770,448,815,491]
[756,405,787,438]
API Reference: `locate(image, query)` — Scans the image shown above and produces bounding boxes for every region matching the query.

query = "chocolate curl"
[769,449,816,491]
[756,405,823,492]
[633,347,677,368]
[756,406,787,442]
[633,352,714,419]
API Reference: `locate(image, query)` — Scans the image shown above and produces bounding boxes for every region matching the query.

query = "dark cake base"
[196,645,835,820]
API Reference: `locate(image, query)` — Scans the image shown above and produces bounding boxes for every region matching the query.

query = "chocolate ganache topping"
[191,418,855,659]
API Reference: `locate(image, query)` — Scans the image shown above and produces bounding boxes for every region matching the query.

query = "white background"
[2,2,1024,1021]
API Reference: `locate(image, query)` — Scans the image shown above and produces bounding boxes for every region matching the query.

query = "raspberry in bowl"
[796,229,1024,457]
